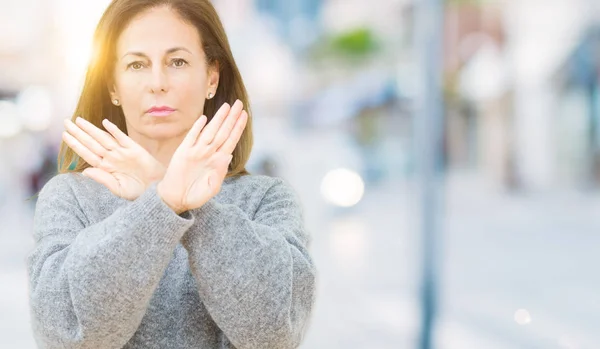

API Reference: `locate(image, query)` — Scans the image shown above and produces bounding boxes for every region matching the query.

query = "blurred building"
[443,0,598,192]
[554,26,600,187]
[255,0,322,51]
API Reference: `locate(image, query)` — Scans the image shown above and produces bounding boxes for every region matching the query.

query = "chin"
[143,122,189,141]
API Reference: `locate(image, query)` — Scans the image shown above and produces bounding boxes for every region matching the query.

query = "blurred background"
[2,0,600,348]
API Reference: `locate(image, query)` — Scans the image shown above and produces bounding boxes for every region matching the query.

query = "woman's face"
[110,6,218,141]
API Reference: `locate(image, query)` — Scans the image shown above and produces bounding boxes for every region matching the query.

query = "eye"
[170,58,188,68]
[127,61,144,70]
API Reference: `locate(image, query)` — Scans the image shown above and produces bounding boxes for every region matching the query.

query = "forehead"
[116,6,203,55]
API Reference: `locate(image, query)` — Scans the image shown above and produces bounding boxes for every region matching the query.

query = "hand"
[157,100,248,214]
[63,117,166,200]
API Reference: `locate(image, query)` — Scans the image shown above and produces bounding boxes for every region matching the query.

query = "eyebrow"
[121,47,192,59]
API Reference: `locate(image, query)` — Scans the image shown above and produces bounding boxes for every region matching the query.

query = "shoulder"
[223,174,299,201]
[37,172,111,208]
[39,173,80,199]
[33,173,91,233]
[226,174,303,214]
[224,173,281,189]
[218,174,302,215]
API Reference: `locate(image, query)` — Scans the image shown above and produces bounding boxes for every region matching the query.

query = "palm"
[94,150,163,200]
[161,143,231,211]
[103,168,148,200]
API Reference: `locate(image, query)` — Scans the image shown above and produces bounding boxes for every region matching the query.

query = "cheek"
[172,72,207,111]
[113,76,146,125]
[116,74,145,103]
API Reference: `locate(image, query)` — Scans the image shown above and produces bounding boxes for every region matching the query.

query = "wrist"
[157,181,185,214]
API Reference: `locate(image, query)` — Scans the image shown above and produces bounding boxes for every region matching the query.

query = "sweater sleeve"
[27,174,195,349]
[181,178,317,349]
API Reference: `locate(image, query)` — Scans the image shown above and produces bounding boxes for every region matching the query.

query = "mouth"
[146,106,176,117]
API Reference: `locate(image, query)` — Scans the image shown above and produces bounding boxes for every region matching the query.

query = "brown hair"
[58,0,253,178]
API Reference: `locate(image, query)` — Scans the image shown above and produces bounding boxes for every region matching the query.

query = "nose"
[149,65,169,94]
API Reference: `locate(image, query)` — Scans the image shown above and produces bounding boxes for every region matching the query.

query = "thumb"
[220,154,233,172]
[207,170,220,194]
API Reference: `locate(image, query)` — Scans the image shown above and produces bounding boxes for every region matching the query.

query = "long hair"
[58,0,253,178]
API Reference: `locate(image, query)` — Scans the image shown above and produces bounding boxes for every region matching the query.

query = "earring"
[207,92,214,100]
[112,99,120,106]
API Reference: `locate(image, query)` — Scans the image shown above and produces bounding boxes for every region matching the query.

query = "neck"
[128,129,186,169]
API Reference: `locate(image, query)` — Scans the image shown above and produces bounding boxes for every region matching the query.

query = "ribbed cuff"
[131,182,196,248]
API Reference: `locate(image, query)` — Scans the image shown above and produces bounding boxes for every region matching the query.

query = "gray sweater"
[27,172,316,349]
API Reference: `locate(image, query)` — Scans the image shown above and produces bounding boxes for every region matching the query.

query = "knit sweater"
[27,172,316,349]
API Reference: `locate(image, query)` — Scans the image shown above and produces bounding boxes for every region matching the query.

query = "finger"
[64,119,107,157]
[181,115,208,148]
[75,116,119,150]
[217,110,248,154]
[82,168,120,196]
[197,101,238,145]
[213,154,233,188]
[210,104,243,150]
[63,131,102,167]
[220,154,234,173]
[102,119,135,148]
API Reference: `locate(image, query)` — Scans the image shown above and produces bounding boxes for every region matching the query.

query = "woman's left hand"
[157,101,248,214]
[63,117,166,200]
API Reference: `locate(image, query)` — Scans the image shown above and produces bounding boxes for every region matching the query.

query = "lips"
[146,106,176,117]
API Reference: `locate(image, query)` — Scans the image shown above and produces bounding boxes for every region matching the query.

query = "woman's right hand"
[157,100,248,214]
[63,117,166,201]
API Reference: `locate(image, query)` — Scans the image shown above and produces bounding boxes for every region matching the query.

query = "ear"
[106,77,120,101]
[207,61,220,94]
[109,90,119,101]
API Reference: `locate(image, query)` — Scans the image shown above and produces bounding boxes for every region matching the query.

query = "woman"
[27,1,316,348]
